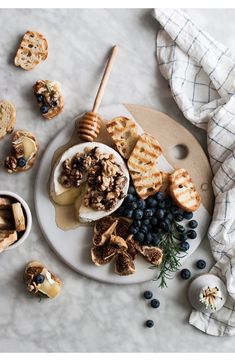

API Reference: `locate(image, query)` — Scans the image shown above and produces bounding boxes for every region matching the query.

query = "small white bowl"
[188,273,227,313]
[0,190,32,250]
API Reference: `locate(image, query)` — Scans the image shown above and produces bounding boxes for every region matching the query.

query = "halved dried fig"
[93,216,118,246]
[115,252,135,276]
[126,235,139,260]
[109,235,128,252]
[91,244,116,266]
[115,217,132,239]
[136,245,163,266]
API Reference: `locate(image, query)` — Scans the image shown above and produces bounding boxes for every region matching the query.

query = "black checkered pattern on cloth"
[154,8,235,336]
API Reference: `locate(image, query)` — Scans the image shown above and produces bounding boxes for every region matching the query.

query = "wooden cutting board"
[125,104,214,214]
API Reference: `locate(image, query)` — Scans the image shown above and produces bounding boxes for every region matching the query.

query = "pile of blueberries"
[117,184,198,252]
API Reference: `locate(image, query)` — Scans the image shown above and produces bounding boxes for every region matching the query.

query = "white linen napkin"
[153,8,235,336]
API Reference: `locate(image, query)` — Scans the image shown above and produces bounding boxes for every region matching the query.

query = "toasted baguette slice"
[130,168,162,199]
[106,116,139,159]
[127,133,162,172]
[0,231,17,252]
[169,168,201,212]
[14,31,48,71]
[0,101,16,140]
[12,203,26,232]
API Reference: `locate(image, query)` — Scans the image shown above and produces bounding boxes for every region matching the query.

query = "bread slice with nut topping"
[106,116,139,159]
[169,168,201,212]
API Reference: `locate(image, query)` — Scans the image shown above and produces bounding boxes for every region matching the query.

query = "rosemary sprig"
[150,221,186,288]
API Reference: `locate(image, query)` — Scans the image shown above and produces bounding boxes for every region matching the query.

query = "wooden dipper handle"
[92,45,119,113]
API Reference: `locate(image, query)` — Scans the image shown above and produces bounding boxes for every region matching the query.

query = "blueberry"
[187,230,197,239]
[150,299,160,308]
[176,224,185,234]
[159,221,170,232]
[40,104,49,114]
[135,232,145,243]
[137,199,146,210]
[34,274,45,284]
[188,220,198,229]
[17,157,26,168]
[156,209,165,219]
[140,225,148,234]
[146,197,157,208]
[123,209,133,218]
[166,212,173,222]
[151,233,160,246]
[145,233,152,244]
[144,209,153,218]
[129,226,139,235]
[158,201,166,209]
[155,192,164,201]
[36,93,44,103]
[151,217,158,226]
[146,320,154,328]
[179,233,188,242]
[128,186,136,195]
[143,290,153,299]
[133,209,143,220]
[174,214,184,222]
[180,241,190,252]
[126,194,134,202]
[196,259,206,269]
[171,205,180,215]
[133,220,142,228]
[164,198,172,208]
[183,211,193,220]
[180,268,191,280]
[126,202,137,210]
[142,218,150,226]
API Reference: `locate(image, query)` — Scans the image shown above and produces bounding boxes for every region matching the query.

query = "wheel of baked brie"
[50,142,130,222]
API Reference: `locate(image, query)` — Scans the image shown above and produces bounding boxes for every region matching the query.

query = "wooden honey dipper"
[78,45,119,142]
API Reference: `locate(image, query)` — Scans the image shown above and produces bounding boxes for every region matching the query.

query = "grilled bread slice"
[0,101,16,140]
[14,31,48,71]
[169,168,201,212]
[130,168,162,199]
[106,116,139,159]
[127,133,162,173]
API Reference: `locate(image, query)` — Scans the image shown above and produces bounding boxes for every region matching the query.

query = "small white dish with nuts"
[0,191,32,252]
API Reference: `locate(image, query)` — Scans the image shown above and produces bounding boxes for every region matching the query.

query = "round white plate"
[35,104,211,284]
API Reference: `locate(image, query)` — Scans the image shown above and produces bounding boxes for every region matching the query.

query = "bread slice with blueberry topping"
[4,130,38,173]
[34,80,64,119]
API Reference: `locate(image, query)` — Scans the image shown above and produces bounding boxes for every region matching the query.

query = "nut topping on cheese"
[59,146,128,212]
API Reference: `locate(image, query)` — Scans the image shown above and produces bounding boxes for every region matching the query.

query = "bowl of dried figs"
[0,191,32,252]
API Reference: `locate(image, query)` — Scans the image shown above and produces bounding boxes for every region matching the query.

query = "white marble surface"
[0,8,235,352]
